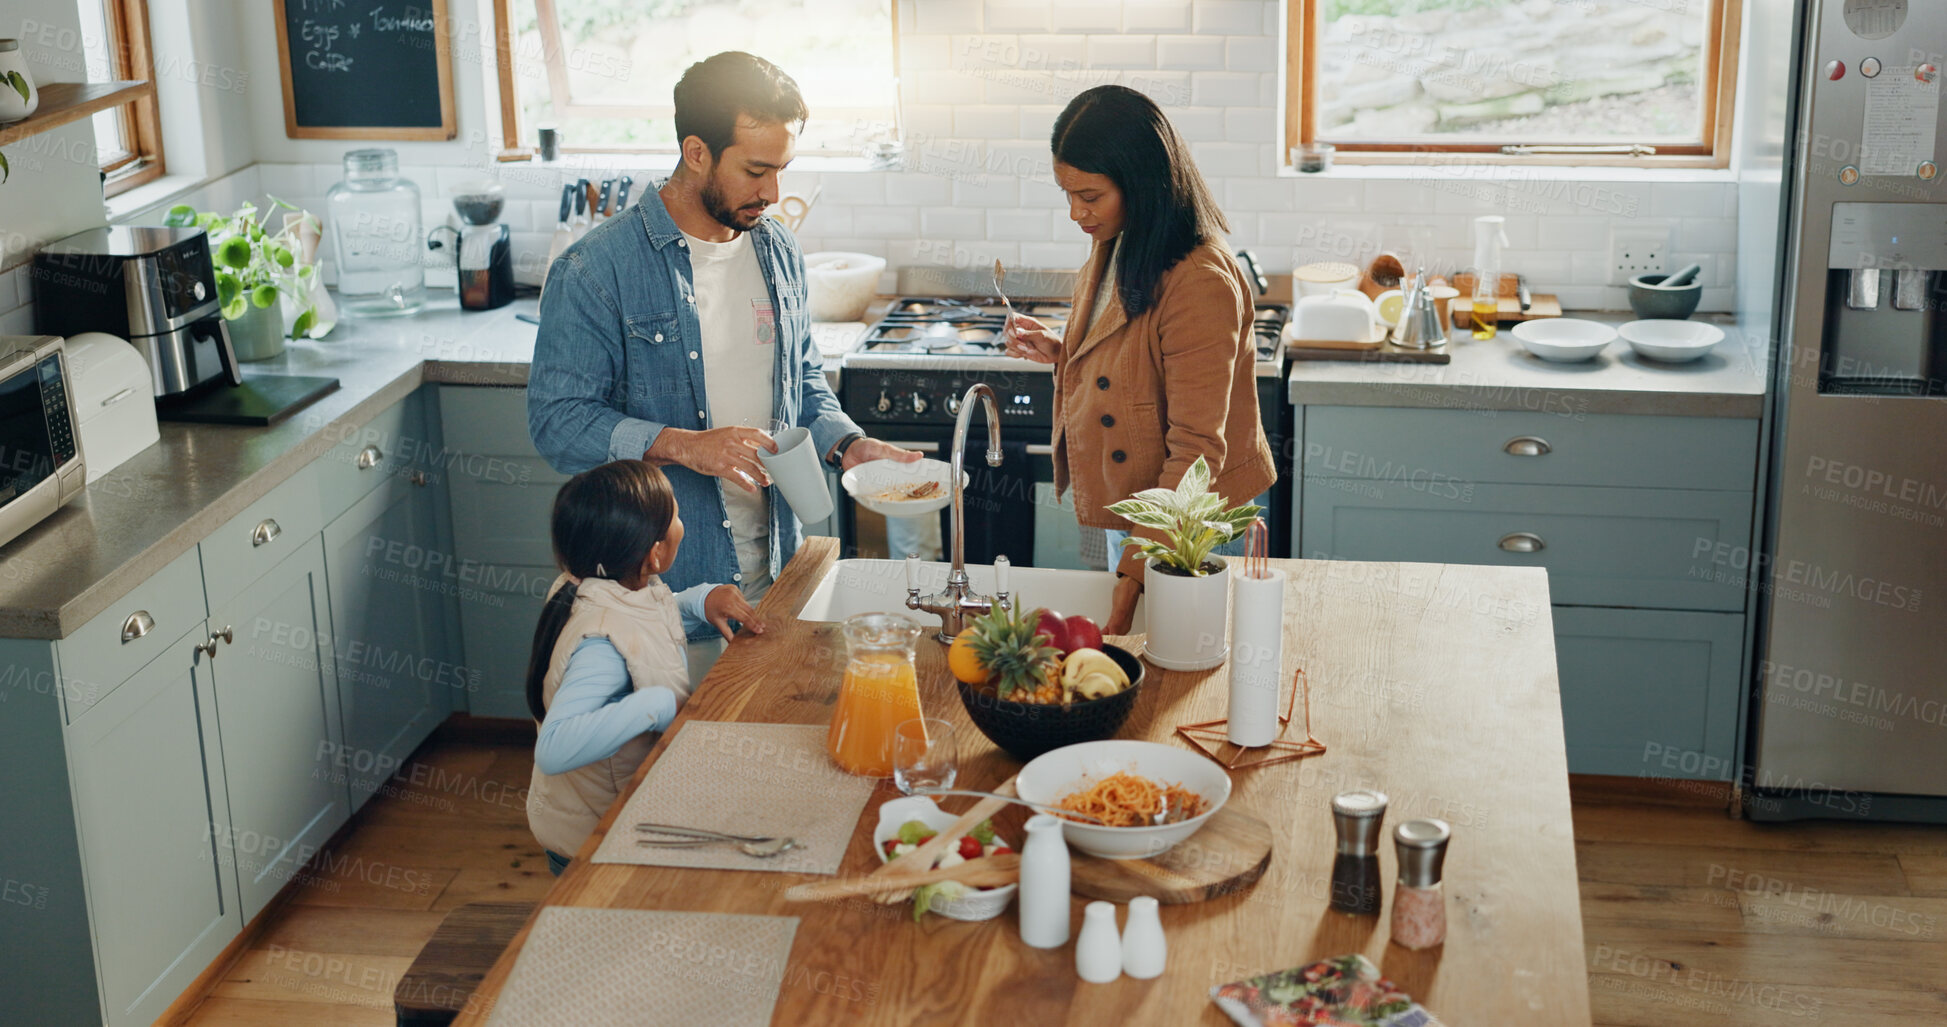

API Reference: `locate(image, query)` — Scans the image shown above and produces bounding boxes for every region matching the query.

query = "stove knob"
[876,390,892,414]
[947,394,961,415]
[912,394,929,415]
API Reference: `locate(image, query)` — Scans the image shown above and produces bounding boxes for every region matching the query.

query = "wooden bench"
[394,902,534,1027]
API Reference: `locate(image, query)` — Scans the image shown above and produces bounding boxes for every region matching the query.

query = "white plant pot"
[1142,557,1230,671]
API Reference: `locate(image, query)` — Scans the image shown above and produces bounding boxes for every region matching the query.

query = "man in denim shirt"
[529,52,916,648]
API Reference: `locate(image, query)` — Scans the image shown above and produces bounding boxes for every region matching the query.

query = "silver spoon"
[912,788,1110,825]
[992,259,1015,320]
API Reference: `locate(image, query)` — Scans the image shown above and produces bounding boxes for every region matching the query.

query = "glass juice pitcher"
[828,613,923,776]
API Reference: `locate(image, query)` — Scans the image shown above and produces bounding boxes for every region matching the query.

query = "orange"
[947,628,989,685]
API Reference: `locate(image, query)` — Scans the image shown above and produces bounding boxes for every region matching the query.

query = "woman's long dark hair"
[524,460,677,722]
[1051,84,1229,318]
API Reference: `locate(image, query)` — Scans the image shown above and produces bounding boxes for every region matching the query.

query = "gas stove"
[843,296,1289,375]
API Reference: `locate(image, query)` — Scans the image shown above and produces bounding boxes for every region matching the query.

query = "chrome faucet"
[906,383,1012,643]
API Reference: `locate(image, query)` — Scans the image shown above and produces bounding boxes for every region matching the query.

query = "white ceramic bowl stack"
[1510,318,1617,362]
[1015,740,1232,860]
[1619,319,1726,363]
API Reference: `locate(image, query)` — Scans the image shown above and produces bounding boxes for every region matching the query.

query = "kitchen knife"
[1516,273,1532,312]
[615,175,634,212]
[596,178,614,220]
[543,183,577,290]
[571,178,592,240]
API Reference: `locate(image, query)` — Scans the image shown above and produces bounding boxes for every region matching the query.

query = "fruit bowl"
[955,644,1145,762]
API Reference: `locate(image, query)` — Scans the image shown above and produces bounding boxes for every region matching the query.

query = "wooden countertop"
[454,538,1590,1025]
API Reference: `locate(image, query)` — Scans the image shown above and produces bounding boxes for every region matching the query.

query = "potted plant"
[1106,456,1260,671]
[163,199,327,360]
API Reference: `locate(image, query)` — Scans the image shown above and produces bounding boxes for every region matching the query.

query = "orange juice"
[827,652,923,776]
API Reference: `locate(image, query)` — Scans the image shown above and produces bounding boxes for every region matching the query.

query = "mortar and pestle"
[1628,263,1703,319]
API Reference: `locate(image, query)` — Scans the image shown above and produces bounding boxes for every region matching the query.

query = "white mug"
[756,426,834,524]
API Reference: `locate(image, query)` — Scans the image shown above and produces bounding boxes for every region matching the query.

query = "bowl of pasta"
[1015,740,1232,859]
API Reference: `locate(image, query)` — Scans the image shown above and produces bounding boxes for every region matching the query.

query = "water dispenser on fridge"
[1821,202,1947,394]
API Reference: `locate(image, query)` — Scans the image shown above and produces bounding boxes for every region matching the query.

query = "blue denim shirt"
[528,186,860,638]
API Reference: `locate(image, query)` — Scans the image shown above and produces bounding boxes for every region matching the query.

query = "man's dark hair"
[672,52,808,159]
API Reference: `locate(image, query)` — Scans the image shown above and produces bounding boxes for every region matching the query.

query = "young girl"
[524,460,764,876]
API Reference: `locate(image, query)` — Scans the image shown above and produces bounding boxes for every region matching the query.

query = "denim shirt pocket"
[622,312,687,411]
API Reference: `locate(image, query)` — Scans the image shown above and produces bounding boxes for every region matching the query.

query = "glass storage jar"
[326,148,426,317]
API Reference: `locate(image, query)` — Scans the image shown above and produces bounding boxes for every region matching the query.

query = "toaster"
[31,226,242,398]
[62,333,160,483]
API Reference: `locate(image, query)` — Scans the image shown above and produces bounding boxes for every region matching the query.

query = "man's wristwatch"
[828,432,866,468]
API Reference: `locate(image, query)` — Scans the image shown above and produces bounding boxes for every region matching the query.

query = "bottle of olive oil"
[1471,215,1510,341]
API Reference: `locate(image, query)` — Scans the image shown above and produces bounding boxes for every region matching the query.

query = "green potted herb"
[1105,456,1260,670]
[163,198,326,360]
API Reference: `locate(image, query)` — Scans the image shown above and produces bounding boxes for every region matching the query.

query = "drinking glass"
[892,718,958,795]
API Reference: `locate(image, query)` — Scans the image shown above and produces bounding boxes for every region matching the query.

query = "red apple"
[1063,614,1104,653]
[1033,608,1070,654]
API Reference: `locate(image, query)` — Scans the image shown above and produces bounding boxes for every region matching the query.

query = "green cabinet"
[321,405,461,811]
[209,540,349,922]
[1295,403,1760,781]
[65,622,240,1027]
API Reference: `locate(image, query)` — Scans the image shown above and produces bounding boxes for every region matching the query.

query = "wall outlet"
[1609,227,1671,285]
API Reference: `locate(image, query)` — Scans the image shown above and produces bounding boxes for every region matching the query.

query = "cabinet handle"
[1498,532,1545,553]
[196,636,220,660]
[356,444,385,470]
[252,518,282,547]
[214,625,234,644]
[1504,436,1551,457]
[408,469,428,486]
[120,610,154,644]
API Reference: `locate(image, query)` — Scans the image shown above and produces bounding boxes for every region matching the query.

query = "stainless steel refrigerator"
[1740,0,1947,821]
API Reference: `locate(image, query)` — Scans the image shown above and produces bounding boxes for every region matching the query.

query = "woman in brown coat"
[1007,84,1275,634]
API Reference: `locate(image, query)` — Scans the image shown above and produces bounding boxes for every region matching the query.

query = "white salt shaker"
[1019,814,1071,948]
[1120,895,1167,978]
[1076,901,1122,983]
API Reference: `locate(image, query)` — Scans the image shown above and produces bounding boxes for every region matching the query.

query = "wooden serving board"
[1068,805,1274,904]
[1287,343,1452,364]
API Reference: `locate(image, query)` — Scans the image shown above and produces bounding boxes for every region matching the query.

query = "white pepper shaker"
[1120,895,1167,978]
[1019,814,1071,949]
[1076,901,1122,982]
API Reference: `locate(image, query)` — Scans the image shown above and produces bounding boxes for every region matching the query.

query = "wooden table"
[454,539,1591,1024]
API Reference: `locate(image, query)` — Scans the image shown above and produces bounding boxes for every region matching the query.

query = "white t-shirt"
[682,230,775,586]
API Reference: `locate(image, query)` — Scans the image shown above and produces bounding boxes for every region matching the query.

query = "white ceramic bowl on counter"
[1619,319,1726,363]
[1510,318,1617,362]
[873,796,1016,921]
[1015,740,1232,860]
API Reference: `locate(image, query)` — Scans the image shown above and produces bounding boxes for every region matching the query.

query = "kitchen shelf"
[0,80,148,148]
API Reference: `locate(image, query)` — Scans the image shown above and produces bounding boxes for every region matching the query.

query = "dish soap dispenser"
[1470,215,1510,340]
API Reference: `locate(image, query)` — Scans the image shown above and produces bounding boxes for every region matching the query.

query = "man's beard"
[701,177,766,232]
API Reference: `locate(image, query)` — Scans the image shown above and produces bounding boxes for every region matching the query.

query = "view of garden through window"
[1314,0,1711,145]
[509,0,896,154]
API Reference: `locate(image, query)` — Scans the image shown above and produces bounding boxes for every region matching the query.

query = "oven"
[835,293,1292,568]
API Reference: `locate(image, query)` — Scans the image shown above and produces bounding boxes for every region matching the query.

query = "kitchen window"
[1285,0,1742,168]
[491,0,899,158]
[78,0,164,194]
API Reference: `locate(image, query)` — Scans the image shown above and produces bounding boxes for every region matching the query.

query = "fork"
[635,824,804,858]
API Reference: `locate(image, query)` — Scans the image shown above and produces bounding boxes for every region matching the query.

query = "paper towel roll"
[1228,568,1286,747]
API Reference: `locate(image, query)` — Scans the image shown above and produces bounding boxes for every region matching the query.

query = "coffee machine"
[429,180,514,310]
[32,226,242,397]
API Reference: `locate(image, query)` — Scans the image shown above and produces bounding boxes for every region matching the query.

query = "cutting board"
[1448,273,1562,325]
[1069,805,1273,904]
[1287,343,1452,364]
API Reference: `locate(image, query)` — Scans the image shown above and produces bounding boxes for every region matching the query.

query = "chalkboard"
[273,0,456,140]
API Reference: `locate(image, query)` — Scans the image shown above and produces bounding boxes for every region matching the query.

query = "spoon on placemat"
[634,824,803,858]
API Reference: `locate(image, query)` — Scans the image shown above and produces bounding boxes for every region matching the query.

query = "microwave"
[0,336,85,549]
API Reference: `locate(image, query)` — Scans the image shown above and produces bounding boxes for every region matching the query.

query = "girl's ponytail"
[525,460,678,723]
[525,579,579,722]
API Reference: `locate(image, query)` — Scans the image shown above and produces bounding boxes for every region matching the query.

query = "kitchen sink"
[795,559,1145,634]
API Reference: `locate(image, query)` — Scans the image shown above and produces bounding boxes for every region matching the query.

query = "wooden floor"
[175,723,1947,1026]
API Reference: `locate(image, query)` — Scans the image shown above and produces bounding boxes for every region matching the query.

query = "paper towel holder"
[1175,668,1328,771]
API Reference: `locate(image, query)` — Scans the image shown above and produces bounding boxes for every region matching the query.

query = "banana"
[1060,648,1129,701]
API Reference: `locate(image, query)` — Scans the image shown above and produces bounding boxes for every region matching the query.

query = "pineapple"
[966,604,1062,702]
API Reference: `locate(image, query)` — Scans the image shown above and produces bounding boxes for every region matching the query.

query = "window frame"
[490,0,901,160]
[94,0,165,195]
[1284,0,1743,170]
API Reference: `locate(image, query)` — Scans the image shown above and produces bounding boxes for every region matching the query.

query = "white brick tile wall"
[954,105,1018,139]
[1190,71,1259,107]
[1157,35,1225,69]
[984,2,1048,32]
[1193,1,1262,35]
[1052,2,1123,32]
[913,0,981,34]
[954,175,1021,208]
[1169,105,1227,142]
[1224,106,1274,142]
[1676,217,1737,253]
[987,208,1054,240]
[921,207,985,237]
[885,173,953,206]
[854,207,922,237]
[1190,142,1261,178]
[1225,35,1277,73]
[1087,35,1157,68]
[1019,106,1062,140]
[1226,178,1296,213]
[1124,2,1191,32]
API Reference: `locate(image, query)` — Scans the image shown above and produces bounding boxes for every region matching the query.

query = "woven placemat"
[483,907,799,1027]
[590,721,875,875]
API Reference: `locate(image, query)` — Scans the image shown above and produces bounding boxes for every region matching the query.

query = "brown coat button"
[1100,414,1115,427]
[1096,376,1110,390]
[1112,450,1127,462]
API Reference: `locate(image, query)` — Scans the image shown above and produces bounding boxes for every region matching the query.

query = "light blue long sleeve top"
[533,582,717,776]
